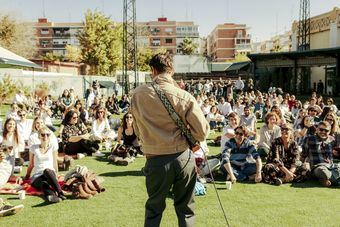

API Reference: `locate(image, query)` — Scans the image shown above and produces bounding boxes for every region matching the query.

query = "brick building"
[207,23,251,62]
[28,18,84,57]
[137,17,201,54]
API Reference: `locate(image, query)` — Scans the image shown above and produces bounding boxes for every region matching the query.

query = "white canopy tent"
[0,46,41,69]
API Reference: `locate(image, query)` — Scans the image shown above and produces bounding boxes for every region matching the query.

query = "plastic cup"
[225,181,232,190]
[18,190,26,200]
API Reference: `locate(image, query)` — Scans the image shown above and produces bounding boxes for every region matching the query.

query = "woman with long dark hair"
[61,110,100,156]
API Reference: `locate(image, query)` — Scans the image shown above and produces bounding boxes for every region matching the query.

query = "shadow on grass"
[99,170,144,177]
[290,180,339,189]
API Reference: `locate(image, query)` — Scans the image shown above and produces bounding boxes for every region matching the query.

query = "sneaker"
[136,154,144,158]
[274,178,282,186]
[116,159,129,166]
[13,166,22,173]
[93,151,105,157]
[77,153,86,159]
[0,199,24,217]
[46,195,62,203]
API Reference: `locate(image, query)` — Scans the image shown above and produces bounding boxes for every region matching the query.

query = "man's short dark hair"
[149,52,173,74]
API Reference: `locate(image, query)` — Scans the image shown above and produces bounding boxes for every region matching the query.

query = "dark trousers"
[32,169,62,197]
[143,149,196,227]
[65,139,99,156]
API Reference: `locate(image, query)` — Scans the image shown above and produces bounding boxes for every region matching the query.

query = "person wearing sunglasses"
[91,106,116,157]
[61,110,99,157]
[220,125,262,183]
[263,125,309,185]
[301,121,338,187]
[25,126,66,203]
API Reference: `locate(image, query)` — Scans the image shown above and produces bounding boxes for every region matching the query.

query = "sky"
[1,0,339,41]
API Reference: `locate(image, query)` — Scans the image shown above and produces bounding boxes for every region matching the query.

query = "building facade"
[252,31,292,53]
[29,18,84,57]
[292,7,340,94]
[207,23,251,62]
[137,17,201,54]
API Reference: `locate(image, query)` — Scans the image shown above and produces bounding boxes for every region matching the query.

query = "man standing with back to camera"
[131,52,209,227]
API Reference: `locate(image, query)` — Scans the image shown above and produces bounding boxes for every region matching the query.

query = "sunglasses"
[72,116,78,119]
[235,131,244,136]
[40,133,51,137]
[318,128,329,133]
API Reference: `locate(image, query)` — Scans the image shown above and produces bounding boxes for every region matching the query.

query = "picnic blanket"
[0,176,65,196]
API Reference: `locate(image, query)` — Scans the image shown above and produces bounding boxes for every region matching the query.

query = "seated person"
[0,145,21,188]
[240,105,257,140]
[206,105,225,131]
[0,118,24,167]
[258,112,281,159]
[91,106,117,156]
[61,110,100,156]
[25,126,66,203]
[220,126,262,183]
[108,113,141,165]
[220,112,239,152]
[263,125,309,185]
[16,109,33,161]
[6,103,20,121]
[118,94,130,113]
[301,121,339,187]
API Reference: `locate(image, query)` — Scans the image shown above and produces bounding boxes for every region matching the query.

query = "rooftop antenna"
[161,0,164,17]
[42,0,46,18]
[226,0,230,21]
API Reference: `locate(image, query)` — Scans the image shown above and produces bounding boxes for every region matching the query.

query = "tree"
[137,47,168,72]
[65,45,82,62]
[178,37,198,55]
[77,10,122,76]
[0,14,37,58]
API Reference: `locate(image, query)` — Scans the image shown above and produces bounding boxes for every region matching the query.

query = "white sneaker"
[77,153,86,159]
[13,166,22,173]
[93,151,105,157]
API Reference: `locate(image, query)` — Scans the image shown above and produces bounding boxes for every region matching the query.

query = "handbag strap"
[151,82,198,148]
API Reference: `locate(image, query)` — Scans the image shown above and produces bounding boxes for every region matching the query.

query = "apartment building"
[207,23,251,62]
[29,18,84,57]
[252,30,292,53]
[137,17,201,54]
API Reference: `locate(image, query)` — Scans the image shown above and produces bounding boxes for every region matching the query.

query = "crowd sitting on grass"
[0,77,339,216]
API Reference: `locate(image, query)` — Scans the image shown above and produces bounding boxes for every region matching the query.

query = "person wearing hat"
[263,125,309,185]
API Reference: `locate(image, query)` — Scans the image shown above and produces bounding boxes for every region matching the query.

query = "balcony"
[52,44,67,48]
[53,33,71,37]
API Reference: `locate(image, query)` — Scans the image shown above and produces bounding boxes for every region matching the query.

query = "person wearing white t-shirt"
[220,112,240,152]
[201,99,212,117]
[217,97,232,117]
[16,110,33,159]
[25,126,66,203]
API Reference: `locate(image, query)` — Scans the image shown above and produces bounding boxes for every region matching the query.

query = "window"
[41,29,49,35]
[165,28,173,33]
[151,38,161,46]
[165,38,173,44]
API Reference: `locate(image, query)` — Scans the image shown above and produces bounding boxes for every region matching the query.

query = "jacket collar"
[152,73,179,88]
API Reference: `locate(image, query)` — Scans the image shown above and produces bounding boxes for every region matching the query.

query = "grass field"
[0,104,339,227]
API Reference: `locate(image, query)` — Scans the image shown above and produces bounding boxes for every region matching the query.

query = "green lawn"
[0,104,339,227]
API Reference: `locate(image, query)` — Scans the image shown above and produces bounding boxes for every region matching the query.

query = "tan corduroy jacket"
[131,73,209,156]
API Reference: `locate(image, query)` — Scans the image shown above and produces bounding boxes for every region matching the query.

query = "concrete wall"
[0,69,126,98]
